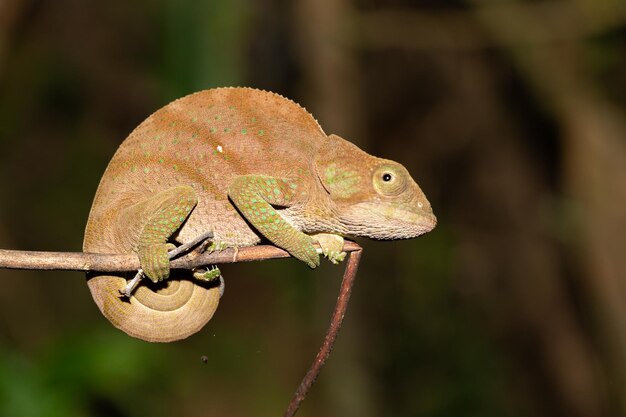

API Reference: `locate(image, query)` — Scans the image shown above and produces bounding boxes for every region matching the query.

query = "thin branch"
[0,241,362,271]
[283,245,362,417]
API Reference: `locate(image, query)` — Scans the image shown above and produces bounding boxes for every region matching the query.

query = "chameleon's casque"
[84,87,436,342]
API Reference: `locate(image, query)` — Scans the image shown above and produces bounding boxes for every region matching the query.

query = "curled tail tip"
[87,273,221,342]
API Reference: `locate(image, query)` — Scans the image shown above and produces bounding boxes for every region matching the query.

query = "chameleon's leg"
[120,230,215,298]
[312,233,346,264]
[127,185,198,283]
[228,175,320,268]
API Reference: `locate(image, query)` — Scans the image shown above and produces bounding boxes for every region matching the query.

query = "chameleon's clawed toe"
[193,266,222,282]
[193,267,225,297]
[327,251,347,264]
[313,233,346,265]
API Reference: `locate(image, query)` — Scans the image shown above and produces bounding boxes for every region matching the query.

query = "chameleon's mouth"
[392,207,437,237]
[339,202,437,240]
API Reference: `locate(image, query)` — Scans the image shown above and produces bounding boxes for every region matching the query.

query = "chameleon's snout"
[418,209,437,234]
[400,203,437,237]
[413,196,437,233]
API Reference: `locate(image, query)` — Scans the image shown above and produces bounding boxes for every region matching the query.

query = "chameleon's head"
[315,135,436,240]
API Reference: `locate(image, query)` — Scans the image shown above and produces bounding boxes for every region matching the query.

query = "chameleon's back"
[84,87,327,342]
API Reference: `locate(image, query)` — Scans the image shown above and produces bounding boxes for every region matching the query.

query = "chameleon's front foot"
[313,234,346,264]
[138,242,176,283]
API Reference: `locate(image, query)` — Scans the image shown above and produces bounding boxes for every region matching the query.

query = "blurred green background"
[1,0,625,416]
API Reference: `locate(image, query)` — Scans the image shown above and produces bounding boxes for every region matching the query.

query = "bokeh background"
[1,0,625,416]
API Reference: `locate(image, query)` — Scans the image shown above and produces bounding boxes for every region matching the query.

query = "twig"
[283,245,363,417]
[0,241,362,272]
[0,239,363,417]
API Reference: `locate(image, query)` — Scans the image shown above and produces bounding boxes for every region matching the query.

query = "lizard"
[83,87,437,343]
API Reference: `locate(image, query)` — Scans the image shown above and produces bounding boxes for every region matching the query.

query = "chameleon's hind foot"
[138,242,176,282]
[193,266,221,282]
[193,266,225,297]
[120,232,218,298]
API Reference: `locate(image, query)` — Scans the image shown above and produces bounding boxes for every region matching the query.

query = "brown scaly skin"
[83,87,436,342]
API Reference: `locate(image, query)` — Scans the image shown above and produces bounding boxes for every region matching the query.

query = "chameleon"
[83,87,436,342]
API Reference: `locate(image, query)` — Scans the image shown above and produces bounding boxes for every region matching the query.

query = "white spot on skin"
[417,202,423,208]
[217,145,223,153]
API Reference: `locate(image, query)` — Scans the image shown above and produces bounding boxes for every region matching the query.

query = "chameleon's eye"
[373,163,407,196]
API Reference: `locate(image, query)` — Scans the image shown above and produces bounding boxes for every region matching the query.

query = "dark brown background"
[0,1,625,416]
